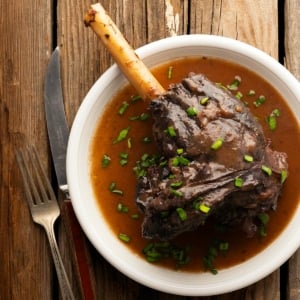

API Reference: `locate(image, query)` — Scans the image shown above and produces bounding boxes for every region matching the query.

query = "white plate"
[67,34,300,296]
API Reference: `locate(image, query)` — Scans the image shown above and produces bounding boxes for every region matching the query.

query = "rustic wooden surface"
[1,0,299,299]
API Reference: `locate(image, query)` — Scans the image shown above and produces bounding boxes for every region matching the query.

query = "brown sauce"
[90,57,300,272]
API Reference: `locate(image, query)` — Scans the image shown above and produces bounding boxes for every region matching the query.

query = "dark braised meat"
[136,73,288,240]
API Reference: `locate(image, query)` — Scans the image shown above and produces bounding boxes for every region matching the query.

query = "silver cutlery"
[16,145,75,300]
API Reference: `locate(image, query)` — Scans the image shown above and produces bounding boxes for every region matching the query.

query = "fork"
[16,145,75,300]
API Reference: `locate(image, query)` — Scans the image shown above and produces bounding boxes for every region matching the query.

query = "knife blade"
[44,47,95,300]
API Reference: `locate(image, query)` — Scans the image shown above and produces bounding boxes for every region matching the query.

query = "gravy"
[90,57,300,272]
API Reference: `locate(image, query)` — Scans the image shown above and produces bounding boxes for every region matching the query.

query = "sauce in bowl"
[90,57,300,272]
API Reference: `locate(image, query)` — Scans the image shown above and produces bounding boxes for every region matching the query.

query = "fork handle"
[45,221,76,300]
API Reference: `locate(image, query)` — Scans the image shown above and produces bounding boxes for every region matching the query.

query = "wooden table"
[1,1,300,299]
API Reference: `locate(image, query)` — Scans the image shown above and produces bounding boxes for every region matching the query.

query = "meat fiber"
[136,73,288,240]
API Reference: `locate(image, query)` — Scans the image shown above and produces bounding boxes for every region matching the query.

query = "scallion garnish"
[199,203,211,214]
[167,66,173,79]
[253,95,266,107]
[266,108,281,130]
[262,165,272,176]
[109,182,124,195]
[170,181,183,188]
[219,242,229,252]
[143,242,190,268]
[227,76,241,91]
[235,91,243,100]
[131,95,142,102]
[200,96,209,105]
[170,189,183,197]
[117,203,129,213]
[118,101,129,115]
[142,136,151,143]
[281,170,288,184]
[257,213,270,237]
[118,233,131,243]
[266,115,277,130]
[167,126,176,137]
[247,89,256,96]
[119,152,128,166]
[234,177,243,188]
[176,148,184,155]
[171,156,190,166]
[127,137,132,149]
[211,138,223,150]
[101,154,111,168]
[203,245,218,275]
[244,154,254,163]
[186,106,198,117]
[113,127,130,144]
[131,213,139,219]
[176,207,187,221]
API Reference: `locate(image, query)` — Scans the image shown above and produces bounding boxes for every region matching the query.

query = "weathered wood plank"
[190,0,278,59]
[57,0,281,299]
[0,0,53,299]
[284,1,300,299]
[189,1,280,299]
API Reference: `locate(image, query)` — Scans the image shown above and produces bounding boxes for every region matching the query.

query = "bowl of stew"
[67,34,300,296]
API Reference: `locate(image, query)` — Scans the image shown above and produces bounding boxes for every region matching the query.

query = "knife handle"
[61,201,96,300]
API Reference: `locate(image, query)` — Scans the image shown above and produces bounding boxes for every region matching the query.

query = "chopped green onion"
[258,213,269,225]
[131,214,139,219]
[140,113,149,121]
[112,189,124,195]
[203,245,218,275]
[109,182,116,191]
[171,156,190,166]
[113,127,130,144]
[109,182,124,195]
[211,138,223,150]
[170,181,183,188]
[176,148,184,155]
[281,170,288,184]
[186,106,198,117]
[127,137,132,149]
[118,101,129,115]
[117,203,129,213]
[131,95,142,102]
[167,126,176,137]
[235,91,243,100]
[200,96,209,105]
[271,108,281,117]
[118,233,131,243]
[266,115,277,130]
[170,189,183,197]
[227,76,241,91]
[167,66,173,79]
[247,89,256,96]
[253,95,266,107]
[262,165,272,176]
[234,177,243,188]
[101,154,111,168]
[219,242,229,252]
[119,152,128,166]
[142,136,151,143]
[176,208,187,221]
[258,213,270,237]
[244,154,254,163]
[199,203,211,214]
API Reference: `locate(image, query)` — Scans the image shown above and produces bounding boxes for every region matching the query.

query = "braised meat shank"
[136,73,288,240]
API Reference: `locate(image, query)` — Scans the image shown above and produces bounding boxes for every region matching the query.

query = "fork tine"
[16,149,36,208]
[31,145,56,202]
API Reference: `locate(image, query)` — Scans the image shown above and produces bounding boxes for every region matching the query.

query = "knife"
[44,47,95,300]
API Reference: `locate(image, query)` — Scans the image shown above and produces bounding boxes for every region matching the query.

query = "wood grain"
[1,0,298,299]
[284,1,300,299]
[0,0,53,299]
